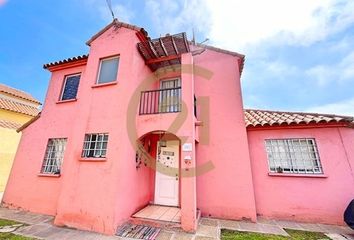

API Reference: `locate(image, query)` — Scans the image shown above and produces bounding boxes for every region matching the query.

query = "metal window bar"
[264,138,323,174]
[41,138,67,174]
[81,133,109,158]
[194,95,197,117]
[139,87,182,115]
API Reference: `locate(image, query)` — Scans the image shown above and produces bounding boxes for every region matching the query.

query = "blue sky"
[1,0,354,115]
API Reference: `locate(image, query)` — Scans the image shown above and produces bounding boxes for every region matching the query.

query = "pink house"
[3,20,354,235]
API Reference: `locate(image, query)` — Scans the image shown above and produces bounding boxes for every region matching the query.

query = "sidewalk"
[0,207,353,239]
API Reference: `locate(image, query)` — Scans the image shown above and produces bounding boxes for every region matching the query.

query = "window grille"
[41,138,67,174]
[81,133,109,158]
[61,74,80,100]
[265,138,323,174]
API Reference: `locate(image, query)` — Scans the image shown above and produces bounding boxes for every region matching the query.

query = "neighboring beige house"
[0,83,40,199]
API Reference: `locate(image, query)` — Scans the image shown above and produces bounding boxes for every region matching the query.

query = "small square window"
[97,57,119,84]
[81,133,109,158]
[265,138,323,174]
[60,74,81,100]
[41,138,67,175]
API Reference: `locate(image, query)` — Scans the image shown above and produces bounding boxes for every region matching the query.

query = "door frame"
[154,140,180,207]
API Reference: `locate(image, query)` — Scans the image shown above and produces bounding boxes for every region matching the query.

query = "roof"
[86,19,148,46]
[17,112,41,132]
[244,109,354,128]
[43,54,88,70]
[0,98,40,116]
[43,20,246,73]
[0,84,40,104]
[0,119,22,130]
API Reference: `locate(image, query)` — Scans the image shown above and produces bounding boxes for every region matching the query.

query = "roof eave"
[86,19,148,46]
[193,42,245,75]
[17,113,41,132]
[246,122,352,131]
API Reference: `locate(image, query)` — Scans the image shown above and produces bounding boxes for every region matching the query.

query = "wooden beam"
[146,54,180,64]
[148,41,158,58]
[171,36,179,55]
[159,38,168,56]
[182,32,190,52]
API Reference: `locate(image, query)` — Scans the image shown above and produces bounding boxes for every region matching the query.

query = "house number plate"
[182,143,192,152]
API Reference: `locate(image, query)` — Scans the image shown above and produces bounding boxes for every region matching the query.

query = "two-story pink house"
[3,20,354,236]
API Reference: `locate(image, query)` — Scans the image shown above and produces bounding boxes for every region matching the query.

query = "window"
[97,57,119,84]
[159,79,181,113]
[41,138,67,174]
[61,74,81,100]
[81,133,109,158]
[265,138,323,174]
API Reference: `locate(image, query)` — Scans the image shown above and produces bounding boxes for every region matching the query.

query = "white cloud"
[143,0,354,52]
[144,0,211,37]
[307,97,354,116]
[306,51,354,86]
[207,0,354,51]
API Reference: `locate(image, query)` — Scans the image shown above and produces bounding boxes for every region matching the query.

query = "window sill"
[268,173,328,178]
[56,99,77,104]
[38,173,61,178]
[91,81,117,88]
[79,157,107,162]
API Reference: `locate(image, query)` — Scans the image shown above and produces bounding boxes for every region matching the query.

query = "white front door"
[154,140,179,206]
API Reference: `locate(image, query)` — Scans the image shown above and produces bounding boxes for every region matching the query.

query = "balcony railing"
[139,87,181,115]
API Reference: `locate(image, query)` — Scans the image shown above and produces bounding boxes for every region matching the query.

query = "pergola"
[137,33,190,71]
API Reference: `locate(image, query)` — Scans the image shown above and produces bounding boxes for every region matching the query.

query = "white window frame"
[81,133,109,158]
[41,138,67,175]
[60,73,81,101]
[159,78,181,113]
[96,56,119,84]
[265,138,323,174]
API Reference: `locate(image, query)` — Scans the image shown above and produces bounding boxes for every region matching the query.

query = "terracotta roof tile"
[244,109,354,128]
[0,119,22,130]
[43,54,88,69]
[0,98,40,116]
[0,84,40,104]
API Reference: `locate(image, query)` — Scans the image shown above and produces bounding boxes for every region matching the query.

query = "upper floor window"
[81,133,109,158]
[60,74,81,101]
[41,138,67,175]
[265,138,323,174]
[97,56,119,84]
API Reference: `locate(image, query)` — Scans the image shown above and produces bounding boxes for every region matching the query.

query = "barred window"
[41,138,67,174]
[61,74,80,100]
[81,133,109,158]
[265,138,323,174]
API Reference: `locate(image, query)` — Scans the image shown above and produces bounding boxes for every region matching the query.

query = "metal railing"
[139,87,182,115]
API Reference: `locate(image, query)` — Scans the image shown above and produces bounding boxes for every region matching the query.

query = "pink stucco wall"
[248,126,354,225]
[193,49,257,222]
[3,64,86,215]
[3,24,202,234]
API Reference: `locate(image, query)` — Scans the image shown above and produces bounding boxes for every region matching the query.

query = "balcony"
[139,87,181,115]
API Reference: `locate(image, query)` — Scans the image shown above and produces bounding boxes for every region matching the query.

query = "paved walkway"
[0,207,353,239]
